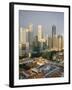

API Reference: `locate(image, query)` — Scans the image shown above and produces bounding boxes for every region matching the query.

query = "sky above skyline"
[19,10,64,36]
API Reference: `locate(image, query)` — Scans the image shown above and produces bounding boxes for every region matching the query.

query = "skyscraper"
[58,35,64,51]
[19,27,27,57]
[38,25,43,42]
[46,35,48,46]
[19,27,26,44]
[28,23,33,32]
[52,25,56,36]
[52,25,56,49]
[48,36,52,49]
[26,24,33,49]
[28,24,33,47]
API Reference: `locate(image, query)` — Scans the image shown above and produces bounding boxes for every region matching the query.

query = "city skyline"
[19,10,64,36]
[19,24,64,51]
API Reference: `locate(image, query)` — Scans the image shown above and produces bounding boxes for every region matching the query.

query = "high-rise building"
[38,25,43,42]
[19,27,26,44]
[46,35,48,46]
[52,25,56,36]
[26,24,33,49]
[28,24,33,47]
[28,23,33,32]
[58,35,64,51]
[19,27,27,57]
[52,25,56,49]
[52,35,58,50]
[25,28,30,51]
[48,36,52,49]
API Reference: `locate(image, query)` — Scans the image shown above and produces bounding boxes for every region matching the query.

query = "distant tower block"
[48,36,52,49]
[28,24,33,47]
[28,23,33,32]
[26,24,33,49]
[19,27,26,44]
[58,35,64,51]
[38,25,43,42]
[52,25,56,48]
[52,25,56,36]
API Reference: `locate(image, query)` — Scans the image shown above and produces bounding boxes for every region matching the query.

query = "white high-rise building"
[38,25,43,42]
[26,24,33,48]
[19,27,27,57]
[26,28,29,43]
[25,28,30,51]
[19,27,26,44]
[52,35,58,50]
[28,23,33,32]
[58,35,64,51]
[48,36,52,49]
[28,24,33,47]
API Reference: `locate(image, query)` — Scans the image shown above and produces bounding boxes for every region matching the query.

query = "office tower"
[46,35,48,46]
[52,25,56,36]
[26,28,29,50]
[26,24,33,49]
[53,35,58,50]
[52,25,56,49]
[28,23,33,32]
[19,27,26,44]
[28,24,33,47]
[26,24,32,44]
[19,27,27,57]
[58,35,64,51]
[38,25,43,42]
[62,36,64,49]
[26,28,29,42]
[48,36,52,49]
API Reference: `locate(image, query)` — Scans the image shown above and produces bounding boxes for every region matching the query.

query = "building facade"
[38,25,43,42]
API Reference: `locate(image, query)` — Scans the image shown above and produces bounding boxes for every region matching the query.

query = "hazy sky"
[19,10,64,36]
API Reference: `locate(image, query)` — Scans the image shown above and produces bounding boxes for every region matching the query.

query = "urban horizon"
[19,10,64,36]
[19,24,64,51]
